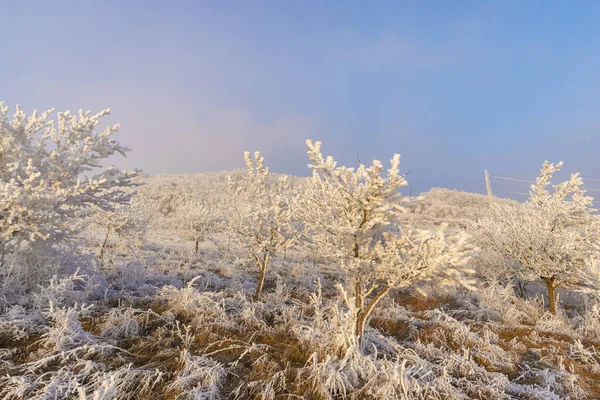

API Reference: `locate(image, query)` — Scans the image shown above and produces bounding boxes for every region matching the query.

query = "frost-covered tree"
[227,151,299,301]
[178,201,224,254]
[474,161,599,314]
[0,102,138,270]
[96,201,149,261]
[300,140,472,342]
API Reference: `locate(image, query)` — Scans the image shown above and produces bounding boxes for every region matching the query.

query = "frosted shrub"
[96,201,149,261]
[227,151,299,301]
[0,102,138,280]
[178,201,224,255]
[474,161,599,314]
[300,140,473,343]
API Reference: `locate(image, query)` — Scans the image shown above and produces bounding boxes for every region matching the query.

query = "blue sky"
[2,1,600,198]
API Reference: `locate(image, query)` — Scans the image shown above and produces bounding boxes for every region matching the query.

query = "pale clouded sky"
[2,1,600,198]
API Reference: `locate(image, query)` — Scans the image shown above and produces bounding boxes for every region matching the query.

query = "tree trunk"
[253,253,269,302]
[99,228,111,261]
[195,238,199,254]
[354,281,363,310]
[354,280,364,340]
[355,311,366,345]
[543,276,557,315]
[354,285,391,347]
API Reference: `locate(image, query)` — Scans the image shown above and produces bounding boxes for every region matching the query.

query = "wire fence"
[489,173,600,206]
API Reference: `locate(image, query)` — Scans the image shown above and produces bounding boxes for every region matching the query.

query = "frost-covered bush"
[474,161,599,314]
[0,102,138,279]
[227,152,299,301]
[300,140,473,343]
[177,201,224,255]
[95,201,149,260]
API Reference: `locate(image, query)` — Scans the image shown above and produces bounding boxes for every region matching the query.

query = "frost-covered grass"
[2,247,600,398]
